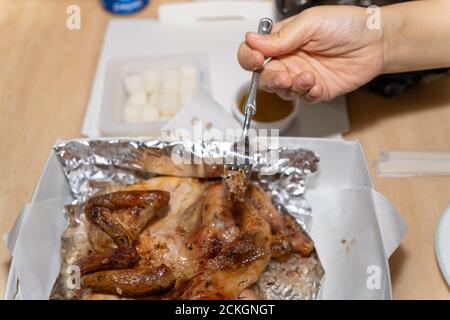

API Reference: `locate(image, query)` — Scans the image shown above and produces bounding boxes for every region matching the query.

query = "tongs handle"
[242,18,273,137]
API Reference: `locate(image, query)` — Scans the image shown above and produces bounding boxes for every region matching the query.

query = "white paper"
[5,197,71,300]
[306,188,406,299]
[162,89,240,137]
[370,190,408,259]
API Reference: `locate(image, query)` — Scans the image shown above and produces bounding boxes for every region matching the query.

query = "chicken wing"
[82,265,175,298]
[246,184,314,257]
[76,190,175,297]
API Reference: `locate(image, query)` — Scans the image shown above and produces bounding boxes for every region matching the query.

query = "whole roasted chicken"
[61,177,315,300]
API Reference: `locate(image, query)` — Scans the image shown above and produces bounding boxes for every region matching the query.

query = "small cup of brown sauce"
[233,82,299,134]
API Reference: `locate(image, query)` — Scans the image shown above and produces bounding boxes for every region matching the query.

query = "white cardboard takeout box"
[4,137,406,300]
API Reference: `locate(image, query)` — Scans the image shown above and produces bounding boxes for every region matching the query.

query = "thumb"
[245,18,310,57]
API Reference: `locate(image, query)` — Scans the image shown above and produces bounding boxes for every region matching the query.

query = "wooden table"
[0,0,449,299]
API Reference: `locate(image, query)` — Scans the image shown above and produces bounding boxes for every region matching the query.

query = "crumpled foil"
[52,138,323,299]
[54,139,319,231]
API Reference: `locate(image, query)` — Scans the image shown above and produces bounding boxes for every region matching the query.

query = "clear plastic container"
[98,54,209,136]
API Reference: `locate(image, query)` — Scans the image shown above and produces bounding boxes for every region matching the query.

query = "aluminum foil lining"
[51,138,323,300]
[53,138,319,231]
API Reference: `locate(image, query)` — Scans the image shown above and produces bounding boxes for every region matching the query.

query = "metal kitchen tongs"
[225,17,273,178]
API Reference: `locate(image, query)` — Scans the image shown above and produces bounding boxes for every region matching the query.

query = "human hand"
[238,6,386,103]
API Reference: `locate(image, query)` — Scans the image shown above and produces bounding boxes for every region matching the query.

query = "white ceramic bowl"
[232,82,299,134]
[436,203,450,285]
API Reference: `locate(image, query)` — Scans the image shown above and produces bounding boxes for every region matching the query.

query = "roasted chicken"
[72,177,314,299]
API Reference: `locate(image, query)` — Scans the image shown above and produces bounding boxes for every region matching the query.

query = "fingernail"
[248,32,263,39]
[251,56,261,69]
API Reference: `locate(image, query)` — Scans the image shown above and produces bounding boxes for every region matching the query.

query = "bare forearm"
[382,0,450,73]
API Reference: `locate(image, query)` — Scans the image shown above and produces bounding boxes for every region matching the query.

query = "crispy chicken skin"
[82,265,175,298]
[85,190,170,244]
[179,184,272,299]
[76,177,314,299]
[246,184,314,257]
[76,190,174,297]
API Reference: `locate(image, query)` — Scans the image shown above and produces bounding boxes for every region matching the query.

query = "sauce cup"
[232,82,299,134]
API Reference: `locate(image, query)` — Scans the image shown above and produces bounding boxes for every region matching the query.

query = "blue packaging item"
[101,0,149,15]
